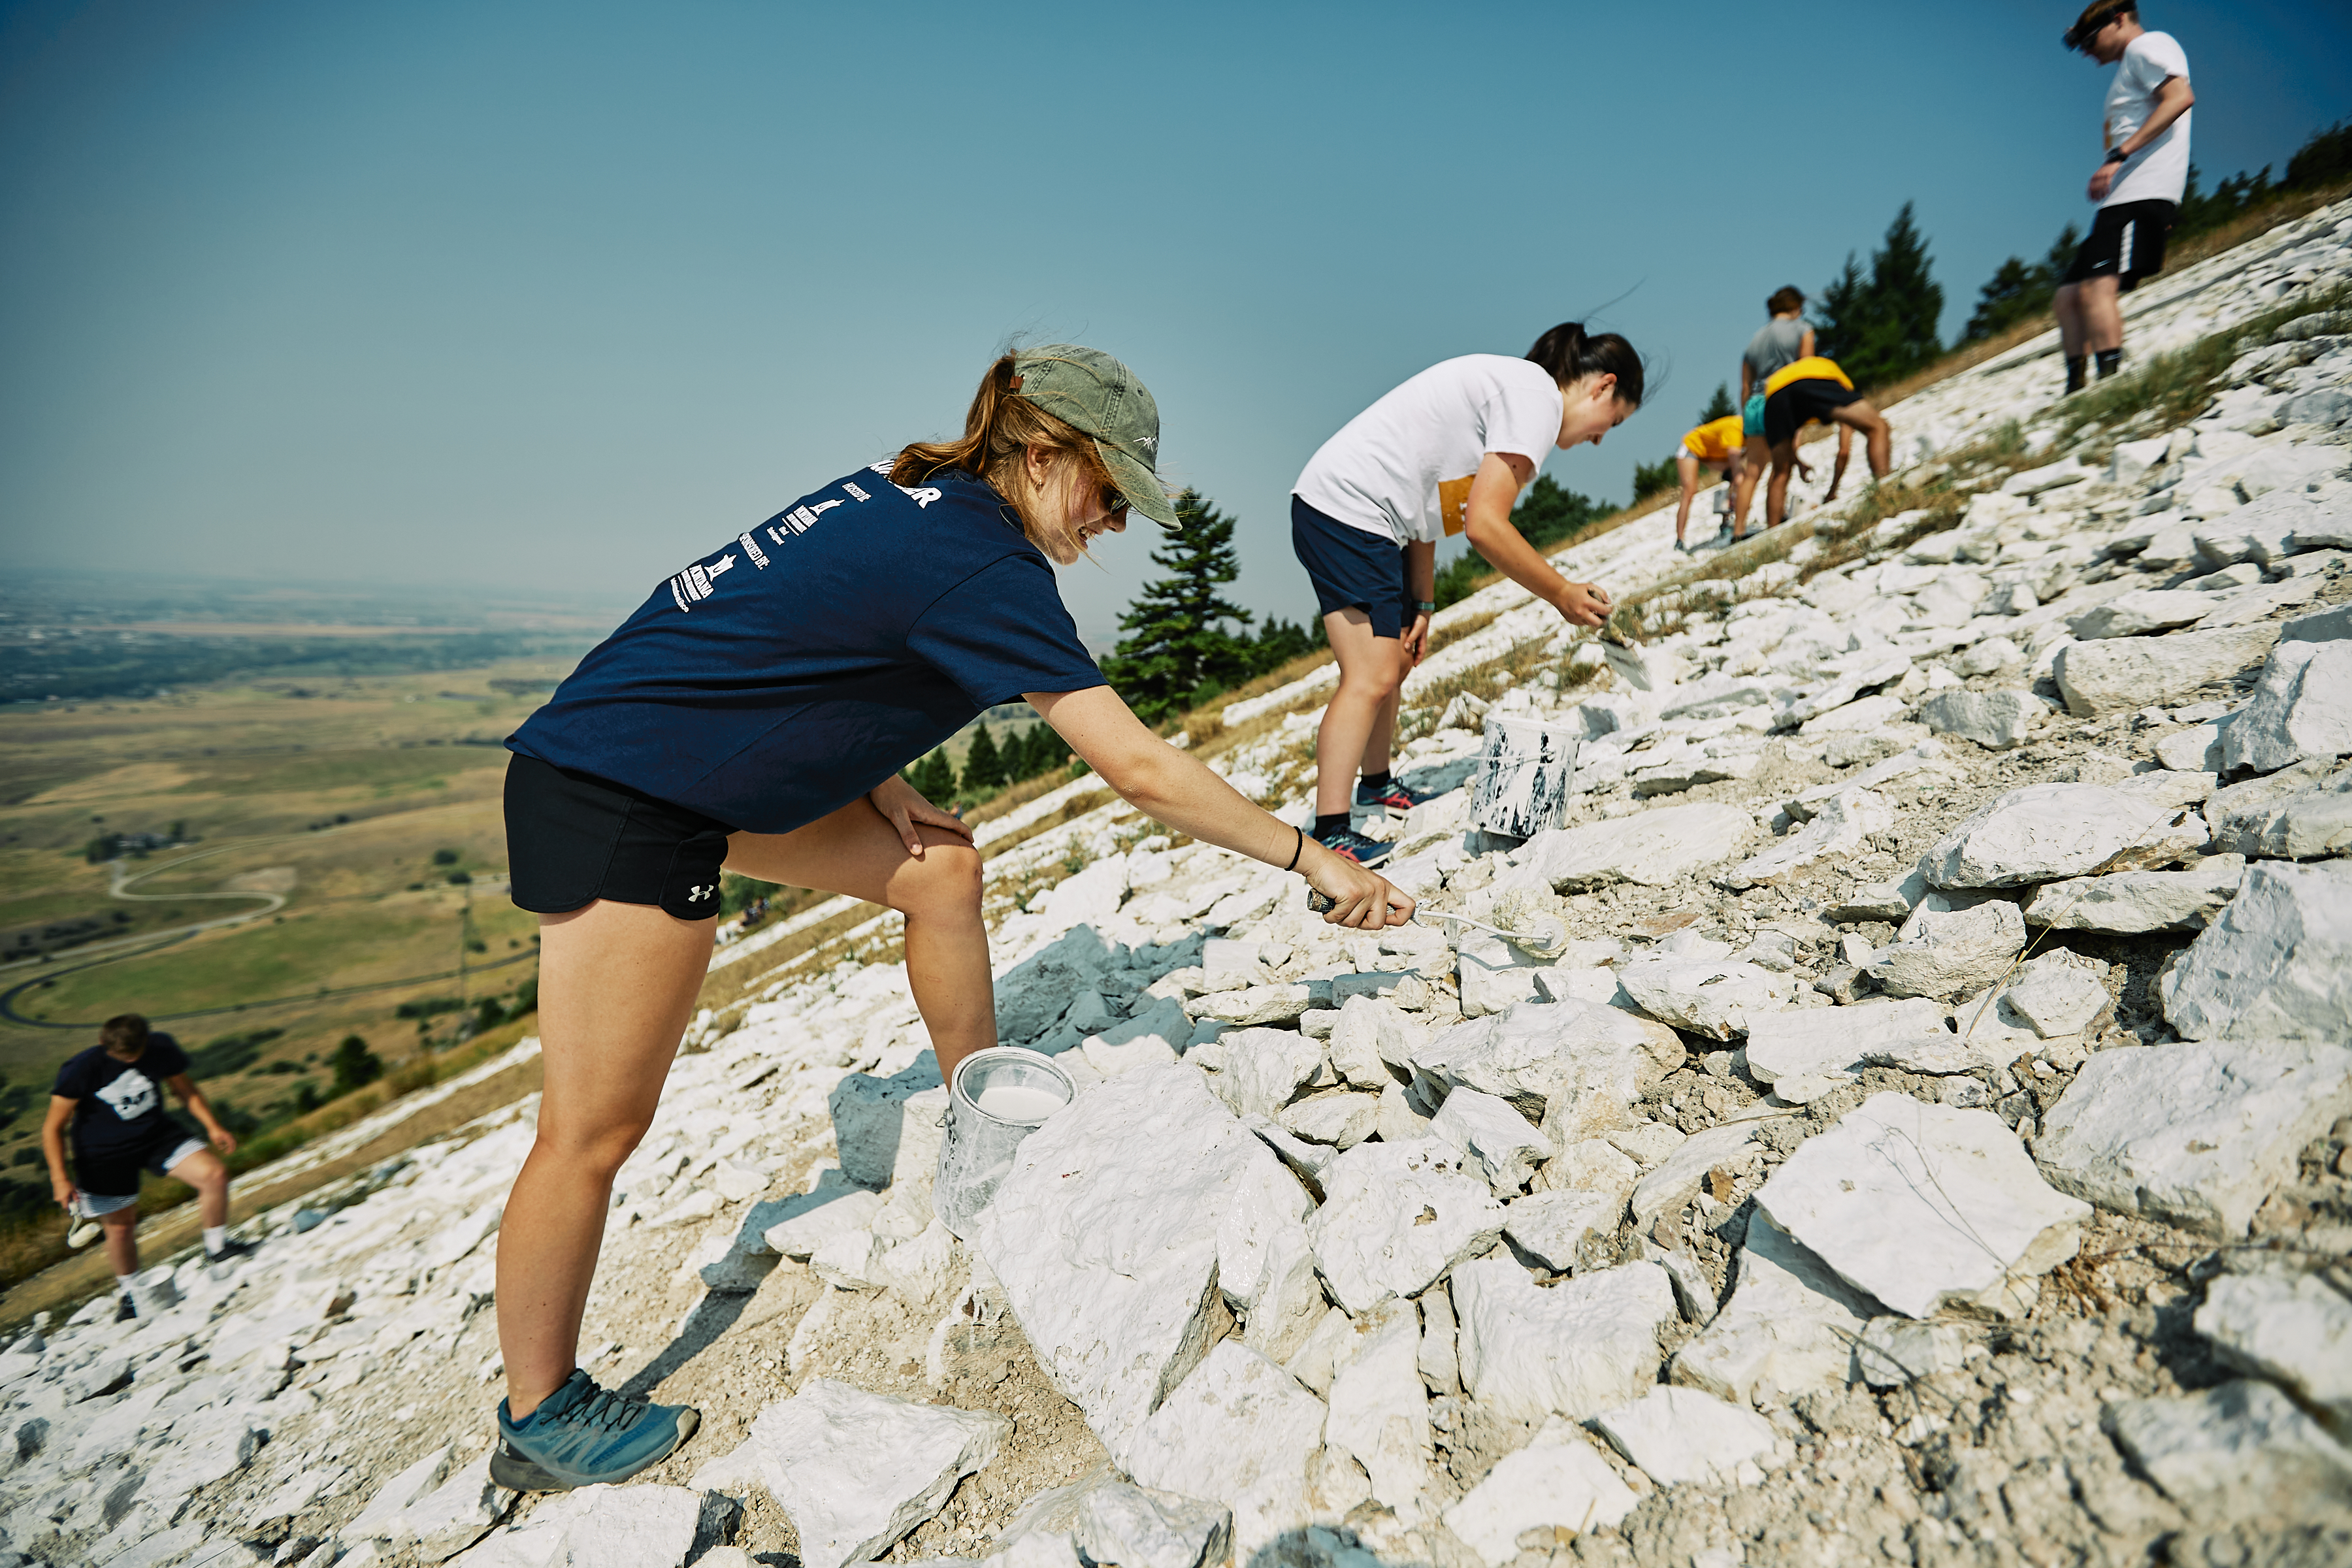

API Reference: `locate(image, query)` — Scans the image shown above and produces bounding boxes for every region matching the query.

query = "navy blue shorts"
[1292,496,1413,640]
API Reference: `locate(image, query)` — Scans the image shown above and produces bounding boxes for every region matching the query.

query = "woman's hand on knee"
[868,776,973,858]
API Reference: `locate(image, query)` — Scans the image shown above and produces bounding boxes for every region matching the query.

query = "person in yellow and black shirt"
[1733,356,1892,538]
[1673,414,1745,553]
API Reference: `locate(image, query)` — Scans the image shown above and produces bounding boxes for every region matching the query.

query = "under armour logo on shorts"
[688,884,715,902]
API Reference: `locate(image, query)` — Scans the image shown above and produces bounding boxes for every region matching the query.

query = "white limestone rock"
[2068,589,2227,640]
[691,1380,1007,1568]
[1411,999,1680,1139]
[968,1064,1307,1463]
[1671,1212,1879,1407]
[1119,1341,1328,1561]
[2106,1380,2352,1525]
[1305,1139,1504,1314]
[2053,625,2281,718]
[1001,1474,1232,1568]
[2197,1272,2352,1432]
[2002,964,2112,1037]
[1867,900,2027,1000]
[2155,722,2227,772]
[384,1454,512,1558]
[1924,783,2208,888]
[2021,857,2245,934]
[2161,861,2352,1043]
[451,1483,703,1568]
[1501,1189,1622,1272]
[1592,1385,1777,1488]
[1430,1088,1552,1198]
[1277,1092,1377,1149]
[2223,639,2352,775]
[1918,689,2048,751]
[1855,1318,1972,1388]
[1744,998,1952,1084]
[1452,1256,1677,1422]
[1615,958,1797,1040]
[1720,787,1895,889]
[1186,986,1314,1028]
[762,1182,887,1261]
[1518,802,1757,890]
[1630,1120,1771,1228]
[2033,1036,2352,1236]
[1326,996,1410,1091]
[1210,1028,1326,1119]
[1322,1298,1432,1522]
[1537,1137,1641,1209]
[1441,1420,1640,1566]
[1082,997,1190,1080]
[1755,1092,2091,1318]
[348,1444,457,1544]
[2210,772,2352,860]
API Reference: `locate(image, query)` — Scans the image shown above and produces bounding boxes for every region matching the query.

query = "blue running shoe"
[1313,824,1394,869]
[490,1370,700,1491]
[1354,776,1439,815]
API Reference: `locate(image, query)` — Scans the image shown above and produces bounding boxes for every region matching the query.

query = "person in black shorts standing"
[2055,2,2195,393]
[42,1013,251,1320]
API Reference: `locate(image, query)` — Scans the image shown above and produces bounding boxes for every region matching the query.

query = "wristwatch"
[1414,600,1436,614]
[2103,146,2130,165]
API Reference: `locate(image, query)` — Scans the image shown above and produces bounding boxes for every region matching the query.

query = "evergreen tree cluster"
[1815,201,1946,391]
[902,720,1075,806]
[1100,490,1328,725]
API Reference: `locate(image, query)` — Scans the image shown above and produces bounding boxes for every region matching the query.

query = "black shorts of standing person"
[42,1013,251,1321]
[485,344,1414,1494]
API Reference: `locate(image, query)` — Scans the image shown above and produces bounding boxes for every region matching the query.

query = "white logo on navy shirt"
[738,532,770,569]
[95,1068,157,1122]
[841,482,871,502]
[669,551,738,611]
[898,486,941,509]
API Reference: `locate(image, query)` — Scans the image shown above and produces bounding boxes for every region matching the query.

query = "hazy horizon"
[5,0,2348,647]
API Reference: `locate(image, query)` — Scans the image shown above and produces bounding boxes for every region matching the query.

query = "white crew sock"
[116,1273,137,1299]
[203,1226,227,1256]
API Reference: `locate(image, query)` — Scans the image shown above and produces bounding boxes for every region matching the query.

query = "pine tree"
[961,725,1005,793]
[907,747,956,800]
[1816,204,1944,391]
[1962,223,2079,344]
[1631,457,1678,503]
[1699,383,1735,424]
[1100,489,1258,724]
[1249,616,1320,675]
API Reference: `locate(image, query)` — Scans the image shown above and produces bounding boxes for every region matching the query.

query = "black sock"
[2095,349,2123,379]
[2065,356,2087,393]
[1314,813,1351,840]
[1360,770,1392,792]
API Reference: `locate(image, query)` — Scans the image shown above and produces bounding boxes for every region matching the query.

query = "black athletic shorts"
[1292,495,1415,640]
[504,753,734,921]
[75,1119,206,1200]
[2061,199,2176,293]
[1763,378,1863,448]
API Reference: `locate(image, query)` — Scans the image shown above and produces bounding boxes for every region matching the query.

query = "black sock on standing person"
[1360,770,1392,792]
[2065,355,2088,393]
[2095,349,2122,379]
[1315,812,1351,840]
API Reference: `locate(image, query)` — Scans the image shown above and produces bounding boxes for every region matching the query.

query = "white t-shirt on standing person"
[2103,31,2192,208]
[1294,355,1562,547]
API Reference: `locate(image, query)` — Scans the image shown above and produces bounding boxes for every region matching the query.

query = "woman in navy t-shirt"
[487,345,1413,1493]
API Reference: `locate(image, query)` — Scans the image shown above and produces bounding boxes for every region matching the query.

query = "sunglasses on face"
[1100,487,1130,517]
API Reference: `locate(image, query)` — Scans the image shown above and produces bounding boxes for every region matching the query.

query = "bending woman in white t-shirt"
[1288,323,1641,864]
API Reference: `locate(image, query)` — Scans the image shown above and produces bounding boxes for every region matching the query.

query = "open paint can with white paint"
[935,1046,1074,1239]
[1467,714,1580,845]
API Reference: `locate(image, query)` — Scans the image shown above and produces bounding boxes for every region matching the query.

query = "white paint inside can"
[972,1083,1066,1122]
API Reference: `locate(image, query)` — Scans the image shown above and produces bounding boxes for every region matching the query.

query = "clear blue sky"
[4,0,2347,646]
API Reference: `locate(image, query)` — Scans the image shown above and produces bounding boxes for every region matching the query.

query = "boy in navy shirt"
[44,1013,251,1318]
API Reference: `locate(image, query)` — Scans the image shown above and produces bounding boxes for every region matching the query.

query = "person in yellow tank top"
[1729,355,1893,538]
[1673,414,1746,553]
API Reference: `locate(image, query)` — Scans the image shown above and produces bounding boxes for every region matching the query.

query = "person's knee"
[533,1115,653,1178]
[896,840,983,924]
[178,1153,227,1192]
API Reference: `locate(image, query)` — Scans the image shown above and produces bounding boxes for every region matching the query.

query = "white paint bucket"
[1467,715,1580,844]
[935,1046,1075,1239]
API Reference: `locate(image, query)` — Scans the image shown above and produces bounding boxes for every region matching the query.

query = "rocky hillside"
[7,197,2352,1568]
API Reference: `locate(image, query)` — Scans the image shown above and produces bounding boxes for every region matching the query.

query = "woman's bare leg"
[500,900,715,1418]
[726,796,992,1085]
[164,1147,230,1228]
[100,1209,139,1277]
[1315,608,1410,819]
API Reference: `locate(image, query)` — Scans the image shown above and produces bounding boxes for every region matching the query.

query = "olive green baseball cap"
[1011,344,1181,529]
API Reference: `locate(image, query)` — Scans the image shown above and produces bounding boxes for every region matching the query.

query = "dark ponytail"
[1526,322,1644,408]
